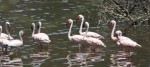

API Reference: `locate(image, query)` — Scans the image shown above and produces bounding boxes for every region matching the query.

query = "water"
[0,0,150,67]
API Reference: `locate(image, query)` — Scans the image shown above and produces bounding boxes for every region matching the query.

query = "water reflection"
[0,48,23,67]
[110,51,136,67]
[29,45,51,67]
[66,50,105,67]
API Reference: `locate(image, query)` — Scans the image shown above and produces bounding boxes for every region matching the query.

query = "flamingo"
[8,30,24,47]
[31,23,51,49]
[67,19,106,51]
[36,21,51,43]
[76,14,104,39]
[115,30,141,47]
[83,22,106,51]
[0,28,24,53]
[67,19,86,43]
[108,20,141,51]
[0,25,10,53]
[0,22,13,39]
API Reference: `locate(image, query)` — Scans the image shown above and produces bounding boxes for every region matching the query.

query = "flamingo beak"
[76,17,80,23]
[114,33,118,37]
[22,33,24,37]
[82,22,86,28]
[31,26,33,31]
[36,24,40,29]
[108,21,113,29]
[7,24,11,31]
[66,22,70,28]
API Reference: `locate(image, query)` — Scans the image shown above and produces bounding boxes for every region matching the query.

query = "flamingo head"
[31,23,35,31]
[76,14,84,23]
[115,30,122,36]
[19,30,24,37]
[115,30,122,38]
[66,19,73,28]
[85,22,89,28]
[108,20,116,29]
[36,21,41,29]
[6,22,11,31]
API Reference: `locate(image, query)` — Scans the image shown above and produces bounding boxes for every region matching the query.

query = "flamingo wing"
[32,33,51,43]
[81,32,104,39]
[0,39,10,46]
[70,35,85,43]
[9,40,23,47]
[118,36,141,47]
[85,37,106,47]
[0,33,13,39]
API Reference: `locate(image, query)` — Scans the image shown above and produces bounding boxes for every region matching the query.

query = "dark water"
[0,0,149,67]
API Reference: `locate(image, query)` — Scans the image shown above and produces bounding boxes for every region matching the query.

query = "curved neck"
[38,22,41,33]
[68,22,73,40]
[0,27,2,35]
[19,33,23,41]
[85,22,89,36]
[5,23,10,36]
[79,17,84,34]
[32,24,36,36]
[111,23,117,41]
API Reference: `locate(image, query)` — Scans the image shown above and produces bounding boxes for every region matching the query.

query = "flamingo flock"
[67,14,141,52]
[0,21,51,54]
[0,14,142,55]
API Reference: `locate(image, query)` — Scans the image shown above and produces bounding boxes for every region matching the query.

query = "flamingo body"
[85,37,106,47]
[83,22,106,47]
[32,33,51,43]
[80,32,104,39]
[9,40,23,47]
[0,22,13,39]
[115,30,141,47]
[8,30,24,47]
[109,20,141,48]
[69,35,85,43]
[0,33,13,39]
[0,39,10,46]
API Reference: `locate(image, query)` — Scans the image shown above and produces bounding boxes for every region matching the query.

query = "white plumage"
[31,22,51,44]
[0,22,13,39]
[8,30,24,47]
[0,25,10,48]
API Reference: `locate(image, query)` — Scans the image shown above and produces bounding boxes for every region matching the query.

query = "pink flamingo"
[67,19,85,43]
[76,14,104,39]
[0,22,13,39]
[31,23,51,50]
[109,20,141,51]
[67,19,89,51]
[84,22,106,51]
[67,19,106,51]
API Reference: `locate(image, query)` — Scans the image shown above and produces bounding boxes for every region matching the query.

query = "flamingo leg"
[4,46,8,55]
[39,42,42,51]
[90,45,96,52]
[78,43,81,53]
